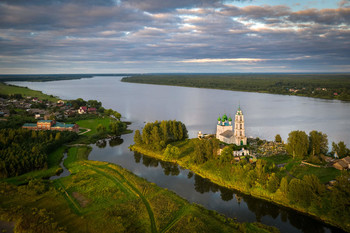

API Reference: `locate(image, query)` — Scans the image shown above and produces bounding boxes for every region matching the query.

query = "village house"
[88,107,97,114]
[333,156,350,170]
[22,120,79,133]
[78,106,88,114]
[233,148,250,157]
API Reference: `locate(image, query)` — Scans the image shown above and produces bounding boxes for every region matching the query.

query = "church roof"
[220,130,234,138]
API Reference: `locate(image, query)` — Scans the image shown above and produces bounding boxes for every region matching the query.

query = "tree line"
[0,128,77,178]
[122,74,350,101]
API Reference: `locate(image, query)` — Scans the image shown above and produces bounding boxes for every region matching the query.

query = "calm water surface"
[9,76,349,233]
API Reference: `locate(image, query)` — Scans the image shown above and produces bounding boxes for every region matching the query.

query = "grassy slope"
[0,82,58,101]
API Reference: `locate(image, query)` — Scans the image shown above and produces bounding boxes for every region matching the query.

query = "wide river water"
[9,76,350,233]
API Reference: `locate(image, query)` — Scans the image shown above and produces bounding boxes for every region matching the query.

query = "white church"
[216,106,247,145]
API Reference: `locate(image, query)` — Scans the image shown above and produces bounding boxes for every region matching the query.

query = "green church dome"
[217,117,221,121]
[228,117,232,121]
[222,114,228,121]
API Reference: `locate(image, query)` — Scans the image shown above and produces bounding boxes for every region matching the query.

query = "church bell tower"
[234,106,247,145]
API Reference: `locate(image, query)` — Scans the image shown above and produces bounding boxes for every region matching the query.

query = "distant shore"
[121,73,350,101]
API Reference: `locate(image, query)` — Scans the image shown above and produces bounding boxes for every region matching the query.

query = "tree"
[309,130,328,156]
[288,178,312,207]
[332,141,349,158]
[55,132,61,141]
[220,147,233,164]
[286,130,309,159]
[96,124,105,133]
[164,145,180,159]
[279,177,288,196]
[134,130,142,145]
[275,134,282,143]
[267,173,280,193]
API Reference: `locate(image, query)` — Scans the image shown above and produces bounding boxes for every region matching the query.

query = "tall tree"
[134,130,142,145]
[309,130,328,156]
[332,141,349,158]
[275,134,282,143]
[286,130,309,159]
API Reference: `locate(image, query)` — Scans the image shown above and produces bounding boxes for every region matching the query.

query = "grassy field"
[1,144,278,233]
[75,117,112,136]
[0,82,58,101]
[289,165,340,183]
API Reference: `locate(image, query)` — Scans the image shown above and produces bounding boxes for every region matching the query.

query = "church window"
[240,116,242,121]
[240,131,242,136]
[240,124,242,129]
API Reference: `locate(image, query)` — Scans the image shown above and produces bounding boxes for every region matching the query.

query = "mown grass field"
[0,82,58,101]
[75,117,112,136]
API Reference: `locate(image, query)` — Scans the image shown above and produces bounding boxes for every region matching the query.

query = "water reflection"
[109,136,124,147]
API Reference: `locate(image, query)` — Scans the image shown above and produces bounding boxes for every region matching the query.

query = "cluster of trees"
[104,108,121,120]
[0,128,77,178]
[96,121,126,136]
[122,74,350,101]
[193,139,219,164]
[134,120,188,150]
[286,130,349,161]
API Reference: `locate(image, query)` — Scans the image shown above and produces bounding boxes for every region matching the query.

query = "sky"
[0,0,349,74]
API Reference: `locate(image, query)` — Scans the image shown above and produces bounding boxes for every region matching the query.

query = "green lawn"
[75,117,112,136]
[0,82,59,101]
[261,154,293,164]
[289,165,340,183]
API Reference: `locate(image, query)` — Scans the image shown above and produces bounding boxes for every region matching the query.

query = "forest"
[132,121,350,232]
[122,73,350,101]
[0,128,77,178]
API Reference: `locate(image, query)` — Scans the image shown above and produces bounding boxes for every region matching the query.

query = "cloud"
[121,0,223,13]
[179,58,268,63]
[0,1,349,73]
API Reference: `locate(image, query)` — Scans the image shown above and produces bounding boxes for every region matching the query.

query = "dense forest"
[0,128,77,178]
[122,74,350,101]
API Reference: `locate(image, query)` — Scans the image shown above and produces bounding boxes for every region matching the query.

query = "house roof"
[38,120,52,123]
[335,160,348,168]
[342,156,350,164]
[52,122,75,128]
[220,130,234,138]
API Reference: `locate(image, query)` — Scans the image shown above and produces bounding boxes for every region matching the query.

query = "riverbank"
[130,144,349,232]
[121,74,350,101]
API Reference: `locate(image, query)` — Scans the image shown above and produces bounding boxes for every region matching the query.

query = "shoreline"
[130,144,348,233]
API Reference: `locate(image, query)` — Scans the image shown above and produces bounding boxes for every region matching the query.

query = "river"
[9,76,349,233]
